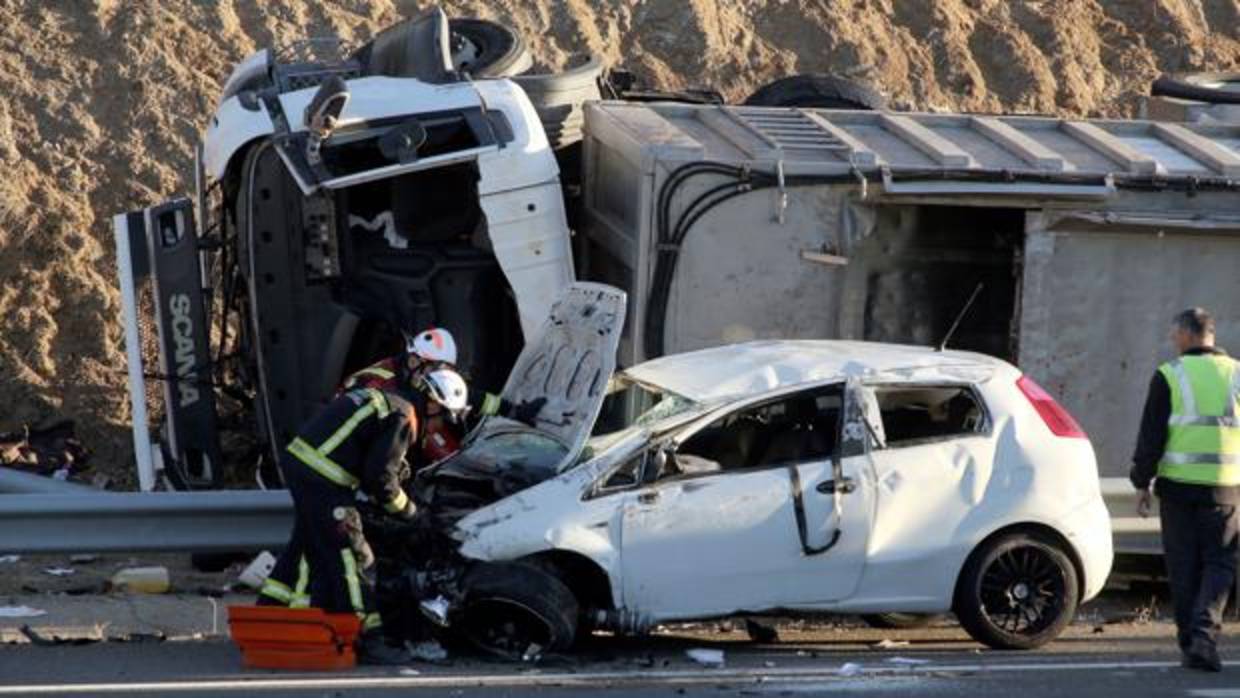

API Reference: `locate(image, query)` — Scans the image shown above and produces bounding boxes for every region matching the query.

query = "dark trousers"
[1160,497,1239,650]
[260,456,379,631]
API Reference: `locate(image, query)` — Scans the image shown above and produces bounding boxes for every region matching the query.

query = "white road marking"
[0,659,1203,695]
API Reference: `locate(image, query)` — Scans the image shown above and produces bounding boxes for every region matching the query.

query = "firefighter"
[342,326,546,432]
[257,365,470,665]
[1131,307,1240,672]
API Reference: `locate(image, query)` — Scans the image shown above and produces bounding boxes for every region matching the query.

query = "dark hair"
[1173,307,1215,337]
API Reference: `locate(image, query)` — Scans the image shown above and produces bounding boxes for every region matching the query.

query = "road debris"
[522,643,544,663]
[398,668,421,676]
[419,596,451,627]
[236,552,276,590]
[109,566,170,594]
[886,657,931,666]
[19,625,98,647]
[872,638,910,649]
[838,662,863,677]
[0,421,90,480]
[0,606,47,618]
[408,639,449,663]
[686,648,726,667]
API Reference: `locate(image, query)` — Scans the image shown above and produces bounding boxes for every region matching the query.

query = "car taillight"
[1016,375,1087,439]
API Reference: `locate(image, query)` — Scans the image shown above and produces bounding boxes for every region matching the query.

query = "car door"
[617,380,875,620]
[863,383,994,559]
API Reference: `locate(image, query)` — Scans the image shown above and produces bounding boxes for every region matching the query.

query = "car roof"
[622,340,1014,403]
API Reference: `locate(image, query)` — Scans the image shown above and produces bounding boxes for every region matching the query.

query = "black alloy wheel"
[955,532,1079,650]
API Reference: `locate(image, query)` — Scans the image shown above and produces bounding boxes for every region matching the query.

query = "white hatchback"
[407,284,1114,655]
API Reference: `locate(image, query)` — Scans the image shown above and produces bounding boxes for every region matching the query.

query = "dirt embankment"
[0,0,1236,487]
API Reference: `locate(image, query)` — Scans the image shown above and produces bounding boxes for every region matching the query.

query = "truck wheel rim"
[979,546,1066,636]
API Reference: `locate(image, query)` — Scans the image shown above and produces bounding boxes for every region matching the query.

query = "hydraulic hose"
[641,161,1232,360]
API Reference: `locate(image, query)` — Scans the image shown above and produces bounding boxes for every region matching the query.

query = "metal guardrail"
[1101,478,1161,556]
[0,491,292,554]
[0,479,1159,557]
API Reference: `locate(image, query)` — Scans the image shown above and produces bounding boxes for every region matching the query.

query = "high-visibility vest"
[1157,354,1240,486]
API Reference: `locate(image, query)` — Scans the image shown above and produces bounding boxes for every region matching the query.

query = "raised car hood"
[426,282,626,499]
[497,282,626,460]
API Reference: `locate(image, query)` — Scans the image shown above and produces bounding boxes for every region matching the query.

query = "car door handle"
[637,491,659,505]
[816,478,856,495]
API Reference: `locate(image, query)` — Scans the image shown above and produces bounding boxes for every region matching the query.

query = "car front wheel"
[954,532,1079,650]
[454,562,579,660]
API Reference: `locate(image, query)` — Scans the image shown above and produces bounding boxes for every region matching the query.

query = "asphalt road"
[4,623,1240,697]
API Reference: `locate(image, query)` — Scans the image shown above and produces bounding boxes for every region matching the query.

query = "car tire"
[1151,72,1240,105]
[954,532,1080,650]
[743,74,886,110]
[455,562,579,659]
[860,613,942,630]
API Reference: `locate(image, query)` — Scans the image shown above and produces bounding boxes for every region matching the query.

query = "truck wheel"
[450,19,533,78]
[512,54,606,150]
[353,17,531,80]
[861,613,942,630]
[455,562,579,660]
[954,532,1079,650]
[1151,72,1240,105]
[743,74,885,110]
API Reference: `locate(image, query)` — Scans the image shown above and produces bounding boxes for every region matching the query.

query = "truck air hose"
[639,160,1179,360]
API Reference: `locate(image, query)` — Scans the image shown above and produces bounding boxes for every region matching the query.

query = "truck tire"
[743,74,886,110]
[1151,72,1240,105]
[512,54,606,150]
[455,562,579,659]
[354,18,531,80]
[860,613,942,630]
[450,18,533,78]
[954,532,1079,650]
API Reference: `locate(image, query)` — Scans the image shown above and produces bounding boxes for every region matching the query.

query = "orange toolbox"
[228,605,362,671]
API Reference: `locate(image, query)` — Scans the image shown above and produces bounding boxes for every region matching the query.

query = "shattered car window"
[461,429,569,479]
[593,377,698,437]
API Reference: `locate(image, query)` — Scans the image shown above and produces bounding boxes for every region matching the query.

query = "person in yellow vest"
[1131,307,1240,673]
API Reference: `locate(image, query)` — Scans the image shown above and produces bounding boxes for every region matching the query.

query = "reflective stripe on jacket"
[1157,355,1240,486]
[286,388,415,512]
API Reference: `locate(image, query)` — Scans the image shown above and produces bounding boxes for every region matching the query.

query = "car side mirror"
[642,448,678,484]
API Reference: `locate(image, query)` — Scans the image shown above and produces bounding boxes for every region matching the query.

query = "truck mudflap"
[114,198,222,491]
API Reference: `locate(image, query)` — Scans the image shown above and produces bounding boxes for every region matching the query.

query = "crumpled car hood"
[423,283,626,504]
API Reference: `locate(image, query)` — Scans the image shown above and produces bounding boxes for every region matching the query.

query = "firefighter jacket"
[286,387,419,514]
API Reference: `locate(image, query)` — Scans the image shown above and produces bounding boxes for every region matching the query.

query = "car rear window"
[873,385,987,448]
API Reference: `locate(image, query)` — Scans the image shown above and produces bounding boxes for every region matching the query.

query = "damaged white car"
[369,282,1113,657]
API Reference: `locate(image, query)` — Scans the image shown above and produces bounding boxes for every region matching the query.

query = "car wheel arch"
[951,521,1087,612]
[518,549,617,613]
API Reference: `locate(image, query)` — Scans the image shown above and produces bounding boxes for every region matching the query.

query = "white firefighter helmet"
[405,327,458,364]
[421,367,469,414]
